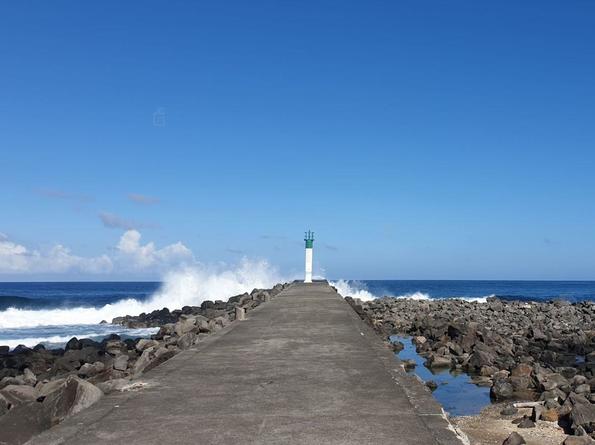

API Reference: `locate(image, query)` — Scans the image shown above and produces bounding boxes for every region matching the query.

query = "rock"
[531,404,543,421]
[0,393,9,416]
[0,345,9,356]
[104,340,126,356]
[65,337,82,351]
[0,401,52,444]
[132,347,155,375]
[500,405,518,416]
[42,375,103,423]
[511,363,532,377]
[567,393,595,431]
[425,380,438,391]
[541,407,560,422]
[23,368,37,386]
[563,436,595,445]
[174,318,196,336]
[392,341,404,352]
[136,338,159,352]
[402,359,416,370]
[502,431,526,445]
[113,354,129,371]
[575,383,591,394]
[491,379,514,399]
[177,332,196,350]
[425,353,452,369]
[517,417,535,428]
[38,378,66,397]
[96,378,131,394]
[78,361,105,377]
[0,384,38,407]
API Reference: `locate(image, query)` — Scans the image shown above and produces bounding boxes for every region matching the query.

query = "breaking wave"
[0,259,283,329]
[331,280,492,303]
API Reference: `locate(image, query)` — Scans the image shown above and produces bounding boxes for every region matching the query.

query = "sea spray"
[0,258,283,329]
[331,279,491,303]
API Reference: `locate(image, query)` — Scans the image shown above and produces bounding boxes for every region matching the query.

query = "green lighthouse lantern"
[304,230,314,283]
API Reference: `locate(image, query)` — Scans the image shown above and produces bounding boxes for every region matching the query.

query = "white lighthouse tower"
[304,230,314,283]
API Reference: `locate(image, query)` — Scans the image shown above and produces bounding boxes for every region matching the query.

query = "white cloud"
[116,230,193,270]
[0,238,112,274]
[0,231,192,276]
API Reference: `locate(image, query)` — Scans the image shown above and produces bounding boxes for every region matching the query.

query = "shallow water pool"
[390,335,491,416]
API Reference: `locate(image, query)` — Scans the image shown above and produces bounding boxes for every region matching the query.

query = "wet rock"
[392,341,404,352]
[402,359,416,370]
[502,431,526,445]
[425,380,438,391]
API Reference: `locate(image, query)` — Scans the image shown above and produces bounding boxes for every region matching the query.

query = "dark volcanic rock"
[502,431,526,445]
[344,293,595,439]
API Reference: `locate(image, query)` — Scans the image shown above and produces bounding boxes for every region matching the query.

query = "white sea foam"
[331,280,376,301]
[0,258,283,329]
[331,280,493,303]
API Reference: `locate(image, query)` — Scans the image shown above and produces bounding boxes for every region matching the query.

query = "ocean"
[1,279,595,350]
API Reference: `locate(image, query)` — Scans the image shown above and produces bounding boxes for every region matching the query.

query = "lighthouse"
[304,230,314,283]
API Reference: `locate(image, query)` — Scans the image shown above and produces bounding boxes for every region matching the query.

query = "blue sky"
[1,1,594,280]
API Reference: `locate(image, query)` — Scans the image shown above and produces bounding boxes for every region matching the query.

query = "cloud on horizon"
[128,193,159,205]
[0,230,193,275]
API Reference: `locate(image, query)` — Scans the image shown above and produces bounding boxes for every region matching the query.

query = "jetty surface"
[30,282,464,444]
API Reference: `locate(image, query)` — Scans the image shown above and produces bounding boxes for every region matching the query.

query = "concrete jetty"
[30,282,465,444]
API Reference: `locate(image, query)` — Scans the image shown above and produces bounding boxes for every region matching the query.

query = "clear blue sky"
[1,1,594,280]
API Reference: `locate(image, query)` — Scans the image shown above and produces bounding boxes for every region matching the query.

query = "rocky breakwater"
[0,283,289,444]
[346,295,595,444]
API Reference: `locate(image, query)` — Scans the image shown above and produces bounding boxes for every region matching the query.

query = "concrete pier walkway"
[31,282,465,445]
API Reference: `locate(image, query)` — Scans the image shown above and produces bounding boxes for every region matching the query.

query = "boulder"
[563,436,595,445]
[96,378,131,394]
[541,407,560,422]
[174,317,196,336]
[500,406,518,416]
[502,431,526,445]
[0,401,52,444]
[567,393,595,432]
[65,337,82,351]
[177,332,196,350]
[491,379,514,399]
[23,368,37,386]
[42,375,103,423]
[0,393,9,416]
[0,384,38,407]
[517,417,535,428]
[113,354,129,371]
[136,338,159,352]
[78,361,105,377]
